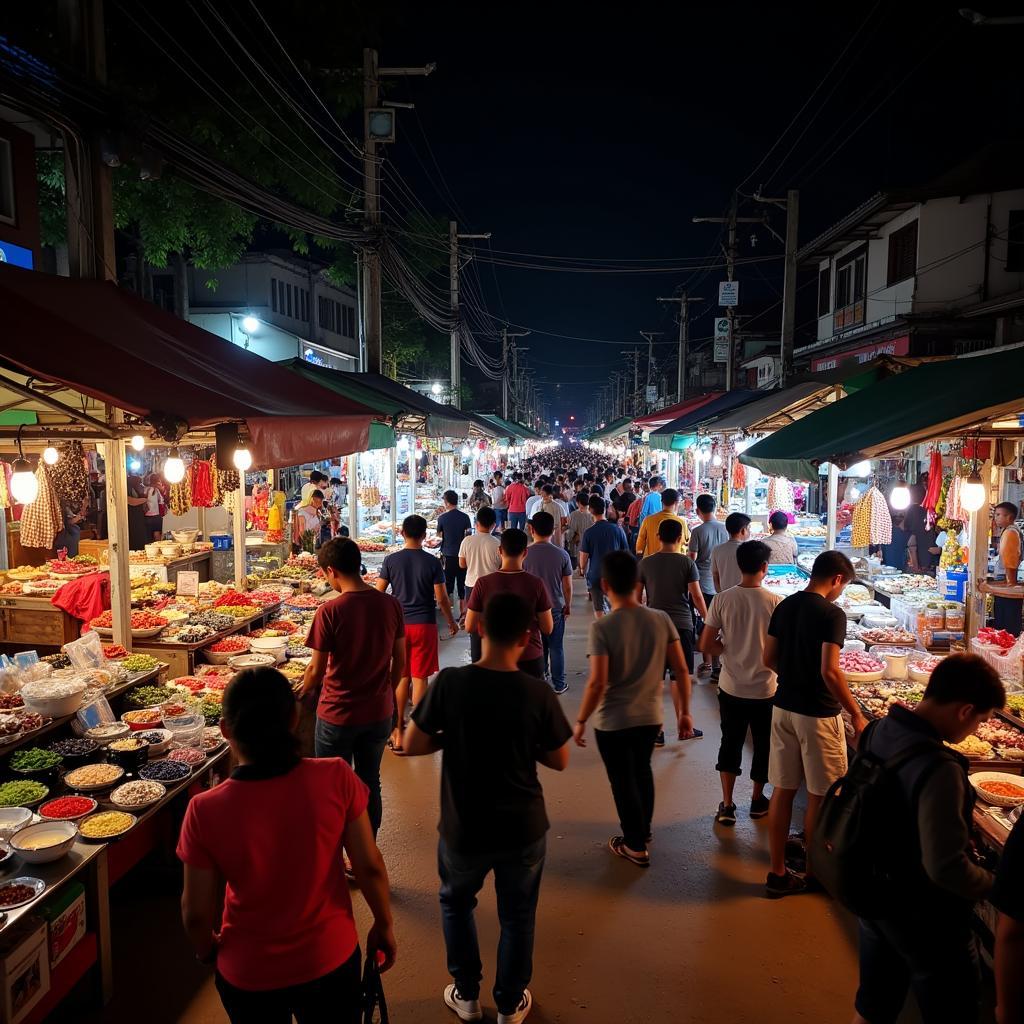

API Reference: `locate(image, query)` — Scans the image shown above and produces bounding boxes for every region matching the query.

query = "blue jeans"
[494,508,507,529]
[507,512,526,531]
[314,716,392,835]
[542,607,565,689]
[438,836,546,1016]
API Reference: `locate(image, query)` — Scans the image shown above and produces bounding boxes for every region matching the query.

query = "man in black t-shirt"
[762,550,867,898]
[437,490,472,613]
[994,815,1024,1024]
[406,592,572,1024]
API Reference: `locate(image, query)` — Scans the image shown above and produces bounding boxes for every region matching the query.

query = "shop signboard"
[0,240,33,269]
[718,280,739,307]
[644,385,658,403]
[714,317,730,363]
[396,482,412,518]
[810,335,910,372]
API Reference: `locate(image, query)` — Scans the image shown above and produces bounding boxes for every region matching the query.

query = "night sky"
[379,1,1024,424]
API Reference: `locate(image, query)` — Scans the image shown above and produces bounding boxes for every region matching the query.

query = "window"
[343,304,355,338]
[0,138,13,225]
[1008,210,1024,273]
[817,267,831,317]
[271,277,278,312]
[834,248,867,332]
[318,295,338,333]
[887,220,918,285]
[334,301,341,335]
[278,280,285,313]
[286,284,292,318]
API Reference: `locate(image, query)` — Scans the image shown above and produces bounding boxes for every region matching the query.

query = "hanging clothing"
[20,464,63,548]
[190,460,215,508]
[51,570,110,624]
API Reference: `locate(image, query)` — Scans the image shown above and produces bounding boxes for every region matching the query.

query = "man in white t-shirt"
[488,471,508,531]
[458,506,501,659]
[525,479,546,521]
[698,539,782,826]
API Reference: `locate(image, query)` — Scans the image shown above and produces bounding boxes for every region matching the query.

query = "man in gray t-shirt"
[688,494,728,678]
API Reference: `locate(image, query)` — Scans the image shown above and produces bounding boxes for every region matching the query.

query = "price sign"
[176,570,200,598]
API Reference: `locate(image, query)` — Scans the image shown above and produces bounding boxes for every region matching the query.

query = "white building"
[798,144,1024,372]
[187,252,360,370]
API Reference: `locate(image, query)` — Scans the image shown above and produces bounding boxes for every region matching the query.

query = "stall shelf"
[0,593,81,650]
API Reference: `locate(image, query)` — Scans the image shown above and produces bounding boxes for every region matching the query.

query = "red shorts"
[404,623,439,679]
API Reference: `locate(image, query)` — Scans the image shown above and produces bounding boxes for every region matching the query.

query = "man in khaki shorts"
[762,550,867,898]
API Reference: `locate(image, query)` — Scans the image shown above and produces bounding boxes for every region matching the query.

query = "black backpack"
[810,718,955,919]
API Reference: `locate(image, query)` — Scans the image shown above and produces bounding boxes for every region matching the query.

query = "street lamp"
[242,315,259,334]
[431,382,442,396]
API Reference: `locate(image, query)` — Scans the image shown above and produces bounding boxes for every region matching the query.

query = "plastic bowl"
[10,821,77,864]
[227,653,275,671]
[0,807,33,840]
[136,729,173,757]
[971,771,1024,807]
[171,530,199,544]
[20,679,89,718]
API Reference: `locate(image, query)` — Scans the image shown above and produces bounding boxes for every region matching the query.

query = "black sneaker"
[750,796,770,819]
[765,870,808,899]
[654,729,666,747]
[552,681,569,695]
[715,802,737,826]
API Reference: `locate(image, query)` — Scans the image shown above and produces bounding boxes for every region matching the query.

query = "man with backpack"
[762,550,865,897]
[827,654,1003,1024]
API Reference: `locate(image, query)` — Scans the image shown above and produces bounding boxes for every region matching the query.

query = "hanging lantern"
[163,448,186,484]
[42,445,59,466]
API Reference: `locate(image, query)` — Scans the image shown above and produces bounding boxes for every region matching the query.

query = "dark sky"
[376,1,1024,424]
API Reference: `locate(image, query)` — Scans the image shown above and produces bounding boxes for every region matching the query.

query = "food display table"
[0,594,83,651]
[128,550,212,586]
[132,603,281,678]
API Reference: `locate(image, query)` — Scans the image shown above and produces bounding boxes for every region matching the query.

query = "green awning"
[478,414,543,441]
[649,431,698,452]
[740,348,1024,480]
[367,420,396,450]
[590,415,634,441]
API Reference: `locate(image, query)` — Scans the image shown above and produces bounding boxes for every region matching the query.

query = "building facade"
[187,252,360,370]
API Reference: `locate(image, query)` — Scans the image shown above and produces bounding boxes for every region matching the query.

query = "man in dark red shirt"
[302,538,405,836]
[466,529,554,679]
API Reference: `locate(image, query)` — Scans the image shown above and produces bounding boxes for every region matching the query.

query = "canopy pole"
[232,481,246,589]
[966,459,993,639]
[99,439,132,651]
[826,463,839,551]
[389,445,397,541]
[348,454,359,539]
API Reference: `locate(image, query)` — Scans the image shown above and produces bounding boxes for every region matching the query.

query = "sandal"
[608,835,650,867]
[679,728,704,741]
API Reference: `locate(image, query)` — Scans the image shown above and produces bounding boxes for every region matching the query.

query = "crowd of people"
[175,446,1024,1024]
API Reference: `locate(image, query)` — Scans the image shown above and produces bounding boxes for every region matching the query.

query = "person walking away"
[404,593,571,1024]
[466,528,553,680]
[904,483,939,575]
[635,487,689,559]
[459,507,502,658]
[469,480,492,514]
[689,494,728,679]
[143,474,164,542]
[489,472,508,531]
[625,479,648,552]
[574,550,692,867]
[848,655,1003,1024]
[302,538,405,837]
[762,511,798,565]
[524,511,573,695]
[994,813,1024,1024]
[614,478,636,523]
[538,485,568,548]
[762,550,866,897]
[697,540,781,826]
[711,512,751,593]
[525,480,545,521]
[636,476,665,530]
[636,517,704,744]
[505,473,531,531]
[579,496,629,618]
[438,490,472,616]
[565,501,593,576]
[376,515,459,751]
[178,668,396,1024]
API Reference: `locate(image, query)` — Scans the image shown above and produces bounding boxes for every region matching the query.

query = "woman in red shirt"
[178,668,396,1023]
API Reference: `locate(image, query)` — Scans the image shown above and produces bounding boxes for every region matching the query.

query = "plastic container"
[843,639,866,653]
[880,651,910,681]
[862,614,898,630]
[925,604,945,631]
[20,678,89,718]
[944,602,965,631]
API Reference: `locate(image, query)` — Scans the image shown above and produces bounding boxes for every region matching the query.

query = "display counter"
[0,594,82,650]
[128,550,212,586]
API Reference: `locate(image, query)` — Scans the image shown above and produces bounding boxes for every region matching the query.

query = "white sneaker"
[497,989,533,1024]
[444,984,483,1021]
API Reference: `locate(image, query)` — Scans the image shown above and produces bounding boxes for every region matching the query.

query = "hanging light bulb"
[42,444,59,465]
[10,426,37,505]
[461,445,471,459]
[712,453,723,467]
[130,434,146,452]
[960,472,986,513]
[233,447,253,472]
[890,481,911,510]
[163,448,186,484]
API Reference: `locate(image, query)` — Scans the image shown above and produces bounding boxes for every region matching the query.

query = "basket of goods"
[78,810,136,841]
[20,678,88,718]
[110,779,166,810]
[102,644,129,661]
[284,593,320,611]
[204,636,251,664]
[88,610,168,638]
[63,763,125,792]
[120,654,161,675]
[908,654,944,685]
[839,651,885,682]
[38,795,97,821]
[970,772,1024,807]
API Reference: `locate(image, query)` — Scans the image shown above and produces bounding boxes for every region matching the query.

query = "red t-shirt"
[176,759,368,991]
[306,589,405,726]
[504,482,530,515]
[467,570,551,663]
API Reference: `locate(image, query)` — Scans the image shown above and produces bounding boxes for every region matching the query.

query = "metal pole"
[362,48,383,374]
[826,462,839,551]
[726,193,738,392]
[389,445,397,540]
[780,189,800,386]
[449,220,461,408]
[231,481,246,588]
[501,329,508,420]
[99,439,132,650]
[348,454,359,539]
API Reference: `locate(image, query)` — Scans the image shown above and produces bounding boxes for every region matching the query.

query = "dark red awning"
[0,264,377,465]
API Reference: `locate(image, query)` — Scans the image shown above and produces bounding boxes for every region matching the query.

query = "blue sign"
[0,240,33,269]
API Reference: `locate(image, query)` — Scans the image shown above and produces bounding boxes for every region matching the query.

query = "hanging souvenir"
[190,459,215,508]
[50,440,89,508]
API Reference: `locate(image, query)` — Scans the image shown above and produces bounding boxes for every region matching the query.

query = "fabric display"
[851,486,892,547]
[20,463,63,548]
[51,570,110,623]
[51,440,90,508]
[767,476,794,514]
[169,472,192,517]
[731,458,747,492]
[189,459,215,508]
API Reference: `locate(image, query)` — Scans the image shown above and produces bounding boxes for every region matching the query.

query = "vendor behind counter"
[991,501,1023,635]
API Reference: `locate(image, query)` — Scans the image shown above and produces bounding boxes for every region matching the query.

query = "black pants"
[518,656,545,680]
[715,690,773,782]
[855,905,979,1023]
[442,554,467,600]
[993,594,1023,635]
[215,947,362,1024]
[594,724,660,851]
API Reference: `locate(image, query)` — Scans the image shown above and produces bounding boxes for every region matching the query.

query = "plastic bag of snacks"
[65,631,106,673]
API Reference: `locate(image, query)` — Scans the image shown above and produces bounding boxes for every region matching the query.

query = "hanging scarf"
[20,463,63,548]
[51,440,89,508]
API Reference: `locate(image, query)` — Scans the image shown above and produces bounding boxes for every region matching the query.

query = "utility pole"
[620,348,642,416]
[362,51,435,375]
[448,222,491,408]
[511,344,528,422]
[752,188,800,385]
[640,331,662,409]
[693,195,763,392]
[658,292,704,403]
[501,327,530,420]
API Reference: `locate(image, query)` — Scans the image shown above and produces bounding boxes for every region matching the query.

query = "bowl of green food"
[0,779,49,808]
